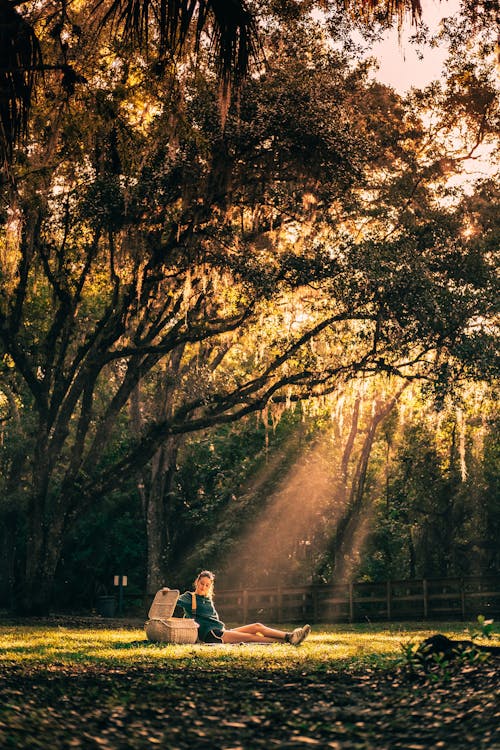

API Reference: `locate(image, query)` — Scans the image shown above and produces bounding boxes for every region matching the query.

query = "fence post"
[423,579,428,619]
[242,590,248,623]
[313,585,319,623]
[386,580,392,621]
[349,582,354,623]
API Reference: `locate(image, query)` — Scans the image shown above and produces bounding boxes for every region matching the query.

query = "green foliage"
[469,614,496,640]
[357,388,499,583]
[54,489,146,611]
[399,636,492,684]
[170,407,311,582]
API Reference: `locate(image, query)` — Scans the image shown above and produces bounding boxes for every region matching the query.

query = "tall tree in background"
[357,382,499,582]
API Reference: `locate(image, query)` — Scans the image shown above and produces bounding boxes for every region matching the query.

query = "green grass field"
[0,620,490,671]
[1,621,498,749]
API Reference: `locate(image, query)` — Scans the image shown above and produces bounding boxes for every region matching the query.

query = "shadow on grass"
[109,640,279,650]
[110,640,157,649]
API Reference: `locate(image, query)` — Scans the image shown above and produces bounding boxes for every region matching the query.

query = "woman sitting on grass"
[177,570,311,646]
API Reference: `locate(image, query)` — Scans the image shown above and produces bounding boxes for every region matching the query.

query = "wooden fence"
[215,575,500,625]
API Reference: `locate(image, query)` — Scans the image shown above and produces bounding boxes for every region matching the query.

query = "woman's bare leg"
[227,622,288,640]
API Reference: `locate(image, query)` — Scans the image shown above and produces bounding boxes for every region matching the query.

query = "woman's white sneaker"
[288,624,311,646]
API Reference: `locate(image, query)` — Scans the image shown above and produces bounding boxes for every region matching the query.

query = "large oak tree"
[0,4,497,611]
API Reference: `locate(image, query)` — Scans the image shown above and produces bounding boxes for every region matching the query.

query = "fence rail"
[215,576,500,624]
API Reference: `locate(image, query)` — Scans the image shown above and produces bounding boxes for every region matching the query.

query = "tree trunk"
[333,405,380,579]
[340,394,361,493]
[316,394,362,581]
[22,497,66,614]
[20,425,68,614]
[0,510,18,607]
[144,438,181,594]
[408,528,416,579]
[0,382,28,606]
[322,384,409,582]
[130,349,185,595]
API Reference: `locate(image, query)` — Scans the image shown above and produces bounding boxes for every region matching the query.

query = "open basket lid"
[148,587,180,619]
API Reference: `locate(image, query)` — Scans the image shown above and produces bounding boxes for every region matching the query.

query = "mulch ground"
[0,618,499,749]
[1,655,499,749]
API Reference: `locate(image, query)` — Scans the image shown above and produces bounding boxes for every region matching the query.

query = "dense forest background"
[0,0,498,614]
[48,382,499,612]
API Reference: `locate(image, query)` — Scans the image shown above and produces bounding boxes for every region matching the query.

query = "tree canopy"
[0,0,498,612]
[2,0,497,167]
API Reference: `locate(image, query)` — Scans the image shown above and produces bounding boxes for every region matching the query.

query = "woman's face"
[195,575,213,597]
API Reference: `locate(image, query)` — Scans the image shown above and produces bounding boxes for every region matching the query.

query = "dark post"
[114,575,128,616]
[312,585,319,623]
[242,589,249,623]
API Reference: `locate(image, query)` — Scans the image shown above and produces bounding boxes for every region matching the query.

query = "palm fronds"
[196,0,258,89]
[94,0,258,87]
[0,0,493,170]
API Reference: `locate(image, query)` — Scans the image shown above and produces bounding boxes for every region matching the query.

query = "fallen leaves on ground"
[1,654,499,749]
[1,621,499,749]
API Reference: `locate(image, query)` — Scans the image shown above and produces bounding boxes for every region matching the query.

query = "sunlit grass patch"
[1,621,497,674]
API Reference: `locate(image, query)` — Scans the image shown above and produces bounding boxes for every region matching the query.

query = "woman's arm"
[176,591,193,616]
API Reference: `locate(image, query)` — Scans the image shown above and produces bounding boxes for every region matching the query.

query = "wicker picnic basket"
[145,587,199,644]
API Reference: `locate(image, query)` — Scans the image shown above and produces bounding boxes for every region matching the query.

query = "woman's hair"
[194,570,215,598]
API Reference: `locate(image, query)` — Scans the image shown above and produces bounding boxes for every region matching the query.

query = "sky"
[367,0,497,184]
[368,0,461,92]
